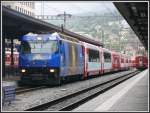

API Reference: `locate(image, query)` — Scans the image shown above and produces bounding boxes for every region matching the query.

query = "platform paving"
[74,69,148,112]
[2,70,137,111]
[108,69,148,111]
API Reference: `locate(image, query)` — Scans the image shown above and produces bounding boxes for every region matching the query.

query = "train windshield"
[20,40,58,54]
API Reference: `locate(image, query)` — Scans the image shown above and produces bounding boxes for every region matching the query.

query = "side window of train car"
[104,52,111,62]
[121,58,124,63]
[126,59,128,63]
[139,57,142,61]
[88,49,100,62]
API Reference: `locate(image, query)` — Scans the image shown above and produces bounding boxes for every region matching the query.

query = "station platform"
[73,69,148,112]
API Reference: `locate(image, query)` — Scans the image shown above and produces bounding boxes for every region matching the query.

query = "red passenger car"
[81,42,102,79]
[132,55,148,69]
[5,48,19,68]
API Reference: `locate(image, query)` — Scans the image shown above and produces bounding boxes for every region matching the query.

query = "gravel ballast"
[2,69,136,111]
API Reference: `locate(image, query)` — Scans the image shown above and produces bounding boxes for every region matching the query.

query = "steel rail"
[25,70,140,111]
[16,86,47,94]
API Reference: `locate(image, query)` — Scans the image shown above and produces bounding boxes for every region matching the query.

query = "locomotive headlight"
[21,69,26,73]
[49,69,55,73]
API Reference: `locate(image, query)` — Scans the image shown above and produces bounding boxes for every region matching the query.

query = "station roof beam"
[114,2,148,50]
[2,6,103,47]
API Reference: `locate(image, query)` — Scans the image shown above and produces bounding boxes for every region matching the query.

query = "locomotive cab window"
[20,40,58,54]
[88,49,100,62]
[104,52,111,62]
[20,41,31,54]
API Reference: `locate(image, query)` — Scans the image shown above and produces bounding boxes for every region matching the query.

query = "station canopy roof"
[114,2,148,50]
[2,6,103,47]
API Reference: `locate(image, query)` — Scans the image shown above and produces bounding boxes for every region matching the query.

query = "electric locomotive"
[18,32,84,85]
[132,55,148,70]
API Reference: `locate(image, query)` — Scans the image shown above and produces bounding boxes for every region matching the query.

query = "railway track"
[25,70,140,111]
[16,86,47,94]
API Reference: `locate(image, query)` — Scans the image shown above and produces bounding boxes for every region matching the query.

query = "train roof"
[21,32,62,41]
[21,32,80,43]
[81,41,100,50]
[133,55,147,58]
[102,48,111,53]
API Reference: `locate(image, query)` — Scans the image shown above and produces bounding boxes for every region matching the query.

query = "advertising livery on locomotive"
[19,32,83,85]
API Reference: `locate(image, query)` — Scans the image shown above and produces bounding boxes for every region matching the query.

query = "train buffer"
[2,85,16,106]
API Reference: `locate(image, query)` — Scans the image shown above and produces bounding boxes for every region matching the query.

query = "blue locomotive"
[18,32,84,85]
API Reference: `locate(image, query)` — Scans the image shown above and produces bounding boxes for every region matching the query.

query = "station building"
[2,1,35,17]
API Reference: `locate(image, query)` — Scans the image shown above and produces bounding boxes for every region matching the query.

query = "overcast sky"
[34,1,129,28]
[35,2,118,15]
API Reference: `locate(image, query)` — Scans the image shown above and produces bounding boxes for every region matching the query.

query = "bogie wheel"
[53,71,61,86]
